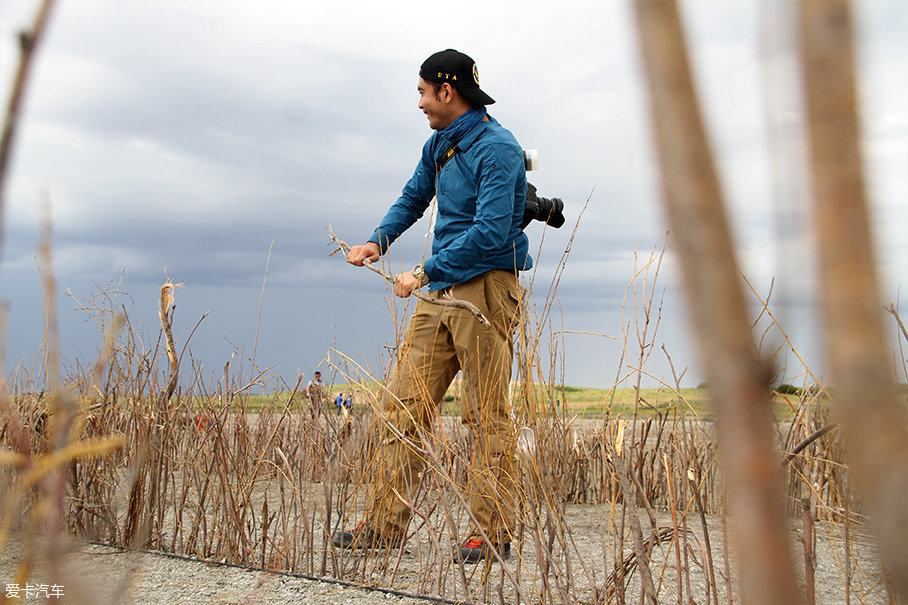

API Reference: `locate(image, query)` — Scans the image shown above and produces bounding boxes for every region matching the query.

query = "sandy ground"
[1,504,886,605]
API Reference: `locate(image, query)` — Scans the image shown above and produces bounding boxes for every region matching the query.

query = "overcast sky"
[1,0,905,391]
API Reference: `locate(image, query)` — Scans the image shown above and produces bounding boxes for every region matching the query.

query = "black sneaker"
[332,522,399,550]
[455,538,511,563]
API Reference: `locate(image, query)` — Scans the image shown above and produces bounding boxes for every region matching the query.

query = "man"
[306,371,324,415]
[335,49,531,564]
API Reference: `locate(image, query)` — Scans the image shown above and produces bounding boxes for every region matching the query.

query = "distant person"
[340,393,353,435]
[335,392,344,415]
[336,49,529,564]
[306,371,324,415]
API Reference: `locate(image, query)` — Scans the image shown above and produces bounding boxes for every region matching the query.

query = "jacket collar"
[455,115,495,152]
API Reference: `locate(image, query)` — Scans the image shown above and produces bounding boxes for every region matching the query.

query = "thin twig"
[886,303,908,346]
[251,239,274,382]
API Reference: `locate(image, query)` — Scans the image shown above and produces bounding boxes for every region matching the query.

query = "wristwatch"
[411,264,429,287]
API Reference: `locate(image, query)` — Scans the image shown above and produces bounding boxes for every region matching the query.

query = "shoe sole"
[332,533,400,550]
[456,546,511,564]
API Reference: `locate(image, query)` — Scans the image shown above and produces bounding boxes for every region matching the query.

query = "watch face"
[412,265,426,285]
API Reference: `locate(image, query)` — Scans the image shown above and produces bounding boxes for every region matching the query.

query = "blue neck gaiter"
[438,105,487,150]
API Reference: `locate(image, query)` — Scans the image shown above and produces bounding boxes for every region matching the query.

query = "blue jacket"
[368,116,532,291]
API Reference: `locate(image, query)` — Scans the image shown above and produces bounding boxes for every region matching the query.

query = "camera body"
[522,183,565,229]
[521,150,565,230]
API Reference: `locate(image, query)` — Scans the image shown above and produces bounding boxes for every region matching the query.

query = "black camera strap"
[436,144,459,171]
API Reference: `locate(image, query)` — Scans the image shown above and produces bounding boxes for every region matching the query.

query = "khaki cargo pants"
[365,269,521,545]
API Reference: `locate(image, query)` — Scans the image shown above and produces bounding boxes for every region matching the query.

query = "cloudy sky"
[1,0,905,391]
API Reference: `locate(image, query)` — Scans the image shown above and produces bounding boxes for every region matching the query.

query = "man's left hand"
[393,271,422,298]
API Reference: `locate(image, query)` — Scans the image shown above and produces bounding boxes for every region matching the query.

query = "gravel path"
[2,535,444,605]
[2,505,885,605]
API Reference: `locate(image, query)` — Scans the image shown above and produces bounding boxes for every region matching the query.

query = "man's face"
[418,77,453,130]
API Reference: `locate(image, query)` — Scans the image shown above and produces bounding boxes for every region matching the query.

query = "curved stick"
[326,226,489,326]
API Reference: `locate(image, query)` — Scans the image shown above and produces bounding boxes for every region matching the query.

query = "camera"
[522,182,565,229]
[521,150,565,230]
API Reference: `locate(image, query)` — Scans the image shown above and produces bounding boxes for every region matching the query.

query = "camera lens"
[536,196,565,228]
[522,183,566,229]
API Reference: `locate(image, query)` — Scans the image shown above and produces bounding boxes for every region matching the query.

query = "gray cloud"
[2,0,904,389]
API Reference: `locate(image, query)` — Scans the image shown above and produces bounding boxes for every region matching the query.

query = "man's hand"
[393,271,422,298]
[347,242,381,266]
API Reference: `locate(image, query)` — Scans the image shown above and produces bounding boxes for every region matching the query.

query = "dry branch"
[798,1,908,598]
[0,0,55,263]
[782,423,838,466]
[630,1,801,602]
[326,226,489,326]
[159,280,183,403]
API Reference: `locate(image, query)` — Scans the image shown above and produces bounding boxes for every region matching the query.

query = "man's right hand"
[347,242,381,267]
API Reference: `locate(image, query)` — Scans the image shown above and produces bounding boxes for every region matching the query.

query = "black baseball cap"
[419,49,495,106]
